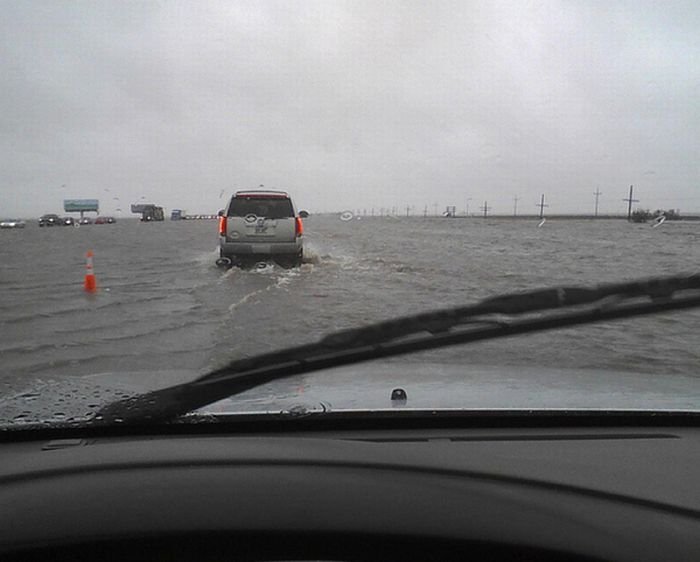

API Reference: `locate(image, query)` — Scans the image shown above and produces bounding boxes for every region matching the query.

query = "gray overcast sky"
[1,0,699,216]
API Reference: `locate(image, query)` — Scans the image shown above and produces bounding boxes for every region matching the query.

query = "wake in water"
[301,243,322,264]
[215,260,307,311]
[204,242,323,277]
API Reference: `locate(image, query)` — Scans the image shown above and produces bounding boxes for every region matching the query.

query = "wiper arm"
[96,273,700,425]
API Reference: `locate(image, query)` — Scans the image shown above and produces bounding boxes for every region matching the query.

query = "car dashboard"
[2,414,700,561]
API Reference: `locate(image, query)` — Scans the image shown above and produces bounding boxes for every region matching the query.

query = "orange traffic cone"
[84,250,97,293]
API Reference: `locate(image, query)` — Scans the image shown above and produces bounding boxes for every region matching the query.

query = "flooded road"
[2,215,700,400]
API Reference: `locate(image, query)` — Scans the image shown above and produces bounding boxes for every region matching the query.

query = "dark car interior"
[3,413,700,562]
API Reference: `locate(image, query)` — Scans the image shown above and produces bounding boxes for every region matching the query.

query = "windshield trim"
[3,409,700,441]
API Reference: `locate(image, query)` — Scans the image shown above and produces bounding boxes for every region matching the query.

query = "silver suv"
[217,190,304,268]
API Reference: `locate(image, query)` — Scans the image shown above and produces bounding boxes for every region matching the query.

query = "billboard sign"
[64,199,99,213]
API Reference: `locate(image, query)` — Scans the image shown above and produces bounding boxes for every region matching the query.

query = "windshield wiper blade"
[96,273,700,425]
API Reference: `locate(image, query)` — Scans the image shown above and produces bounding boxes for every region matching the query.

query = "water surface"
[1,216,699,399]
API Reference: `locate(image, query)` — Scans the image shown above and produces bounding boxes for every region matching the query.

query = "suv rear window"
[228,197,294,219]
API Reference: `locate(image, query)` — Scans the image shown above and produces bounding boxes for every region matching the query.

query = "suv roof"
[234,190,289,199]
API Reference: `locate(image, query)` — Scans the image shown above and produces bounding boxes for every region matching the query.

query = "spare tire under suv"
[217,190,304,268]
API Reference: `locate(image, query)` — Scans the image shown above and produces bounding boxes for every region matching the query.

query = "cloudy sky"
[1,0,699,217]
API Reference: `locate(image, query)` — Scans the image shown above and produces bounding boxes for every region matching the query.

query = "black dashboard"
[2,416,700,561]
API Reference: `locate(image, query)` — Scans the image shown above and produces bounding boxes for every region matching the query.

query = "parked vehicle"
[0,219,26,229]
[217,190,304,268]
[38,214,61,226]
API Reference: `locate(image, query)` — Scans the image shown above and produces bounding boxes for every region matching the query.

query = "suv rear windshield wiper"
[97,273,700,425]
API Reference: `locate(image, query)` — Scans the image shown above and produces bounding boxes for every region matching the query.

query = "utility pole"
[536,194,549,219]
[465,197,472,217]
[480,201,491,218]
[433,202,438,216]
[406,205,410,217]
[623,185,638,221]
[513,195,520,217]
[423,205,428,218]
[594,188,602,217]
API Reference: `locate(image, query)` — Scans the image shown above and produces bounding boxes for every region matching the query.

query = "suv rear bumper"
[220,240,302,257]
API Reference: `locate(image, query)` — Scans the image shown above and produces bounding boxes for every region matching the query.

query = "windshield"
[1,1,699,428]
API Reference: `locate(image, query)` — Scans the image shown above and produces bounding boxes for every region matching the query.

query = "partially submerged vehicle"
[0,219,26,229]
[217,190,304,268]
[38,213,61,226]
[131,204,164,222]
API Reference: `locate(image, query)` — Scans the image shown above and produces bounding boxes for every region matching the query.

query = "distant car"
[218,190,304,268]
[38,214,61,226]
[78,217,93,225]
[0,219,26,229]
[94,216,116,224]
[62,217,75,226]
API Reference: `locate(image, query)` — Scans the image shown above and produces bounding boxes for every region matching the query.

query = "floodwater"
[1,215,700,401]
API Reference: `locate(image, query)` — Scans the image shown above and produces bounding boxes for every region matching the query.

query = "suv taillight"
[295,216,304,237]
[218,216,227,236]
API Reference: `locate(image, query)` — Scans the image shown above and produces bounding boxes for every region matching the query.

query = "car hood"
[2,361,699,428]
